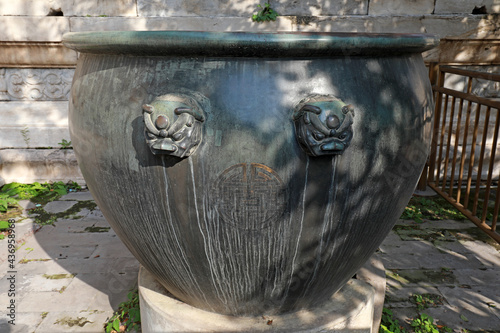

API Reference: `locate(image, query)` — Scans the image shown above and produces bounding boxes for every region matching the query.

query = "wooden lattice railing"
[426,65,500,243]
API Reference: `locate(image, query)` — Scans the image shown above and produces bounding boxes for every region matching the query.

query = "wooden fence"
[426,65,500,243]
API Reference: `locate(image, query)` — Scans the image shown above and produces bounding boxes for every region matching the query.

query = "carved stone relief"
[0,68,74,101]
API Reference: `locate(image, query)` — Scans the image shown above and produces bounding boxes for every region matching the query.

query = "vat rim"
[63,30,439,57]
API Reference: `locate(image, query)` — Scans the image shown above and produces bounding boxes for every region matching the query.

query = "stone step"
[0,148,83,184]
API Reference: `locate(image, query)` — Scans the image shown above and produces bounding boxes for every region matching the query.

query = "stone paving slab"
[384,286,443,307]
[433,285,500,330]
[412,219,474,230]
[382,218,500,332]
[433,238,474,255]
[0,273,74,294]
[379,250,484,270]
[43,201,78,214]
[379,239,441,255]
[461,240,500,267]
[35,310,115,333]
[33,226,120,246]
[16,288,98,313]
[386,268,458,289]
[0,218,41,264]
[453,268,500,286]
[90,239,136,259]
[60,191,94,202]
[22,243,99,261]
[0,191,139,332]
[51,218,104,233]
[0,311,45,333]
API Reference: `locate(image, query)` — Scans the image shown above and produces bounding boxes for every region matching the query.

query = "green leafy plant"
[20,126,30,147]
[413,294,427,310]
[105,289,141,333]
[411,293,444,311]
[58,139,72,149]
[380,308,406,333]
[0,220,9,229]
[0,182,81,218]
[0,193,18,212]
[0,220,10,239]
[252,3,278,22]
[401,204,425,223]
[410,313,442,333]
[1,182,65,201]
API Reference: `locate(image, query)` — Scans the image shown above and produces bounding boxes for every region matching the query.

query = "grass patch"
[30,200,97,226]
[0,181,81,225]
[43,273,75,280]
[84,226,110,233]
[401,196,466,223]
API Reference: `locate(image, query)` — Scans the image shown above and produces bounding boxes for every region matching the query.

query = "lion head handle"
[293,94,354,157]
[142,93,206,158]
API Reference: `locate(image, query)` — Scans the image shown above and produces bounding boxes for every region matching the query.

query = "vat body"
[64,31,438,315]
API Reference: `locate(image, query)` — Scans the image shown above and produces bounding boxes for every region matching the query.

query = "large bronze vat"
[63,31,438,316]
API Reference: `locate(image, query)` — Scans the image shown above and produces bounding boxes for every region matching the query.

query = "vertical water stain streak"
[302,157,338,297]
[159,156,209,307]
[284,157,309,302]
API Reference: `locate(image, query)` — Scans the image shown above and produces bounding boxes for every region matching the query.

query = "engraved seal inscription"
[214,163,286,230]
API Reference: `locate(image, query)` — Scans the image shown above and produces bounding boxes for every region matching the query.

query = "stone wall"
[0,0,499,183]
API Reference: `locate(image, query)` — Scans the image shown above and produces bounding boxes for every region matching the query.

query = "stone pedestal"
[139,266,377,332]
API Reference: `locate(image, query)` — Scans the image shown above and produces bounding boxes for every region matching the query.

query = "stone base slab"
[139,262,381,333]
[356,254,386,332]
[0,148,84,184]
